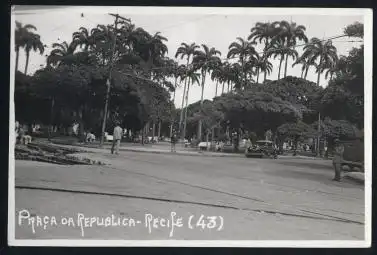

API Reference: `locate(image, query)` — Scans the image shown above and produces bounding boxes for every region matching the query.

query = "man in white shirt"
[111,123,123,155]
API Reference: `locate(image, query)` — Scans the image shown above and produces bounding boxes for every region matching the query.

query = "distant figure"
[18,126,25,144]
[111,123,123,155]
[86,131,95,143]
[332,139,345,182]
[171,131,177,153]
[15,121,19,144]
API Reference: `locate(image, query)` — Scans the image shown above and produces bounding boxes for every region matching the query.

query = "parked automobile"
[104,132,113,142]
[198,142,210,150]
[245,140,277,158]
[340,138,364,171]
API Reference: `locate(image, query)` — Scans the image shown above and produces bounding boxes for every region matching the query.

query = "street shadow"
[263,168,332,182]
[263,164,363,188]
[277,161,333,171]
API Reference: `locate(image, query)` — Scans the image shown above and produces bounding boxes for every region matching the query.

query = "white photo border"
[8,6,373,247]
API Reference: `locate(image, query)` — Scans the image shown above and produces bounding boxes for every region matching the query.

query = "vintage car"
[245,140,277,158]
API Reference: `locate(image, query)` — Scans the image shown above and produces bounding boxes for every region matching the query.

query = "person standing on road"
[171,131,177,153]
[111,122,123,155]
[332,139,344,181]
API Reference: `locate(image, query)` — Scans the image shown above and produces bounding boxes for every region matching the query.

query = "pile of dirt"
[15,142,105,165]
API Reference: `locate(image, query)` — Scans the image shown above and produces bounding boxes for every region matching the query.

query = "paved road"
[14,149,365,240]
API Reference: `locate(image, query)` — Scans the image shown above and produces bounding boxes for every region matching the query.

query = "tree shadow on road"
[263,164,363,189]
[277,161,333,171]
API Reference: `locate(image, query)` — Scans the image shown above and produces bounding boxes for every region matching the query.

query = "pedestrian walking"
[332,139,344,182]
[111,122,123,155]
[171,131,177,153]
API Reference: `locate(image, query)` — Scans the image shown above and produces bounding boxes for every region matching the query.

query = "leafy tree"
[277,121,316,152]
[213,91,304,137]
[316,22,364,128]
[344,22,363,38]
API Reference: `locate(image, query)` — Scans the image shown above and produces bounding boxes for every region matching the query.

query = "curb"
[51,142,330,160]
[118,148,245,158]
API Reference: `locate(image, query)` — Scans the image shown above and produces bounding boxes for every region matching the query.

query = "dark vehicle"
[340,139,364,171]
[245,140,277,159]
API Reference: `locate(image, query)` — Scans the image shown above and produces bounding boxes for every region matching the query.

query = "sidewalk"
[46,140,330,160]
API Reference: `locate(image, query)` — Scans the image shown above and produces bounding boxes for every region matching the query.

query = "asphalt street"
[14,149,365,240]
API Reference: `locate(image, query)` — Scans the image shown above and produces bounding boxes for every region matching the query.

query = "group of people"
[15,121,32,145]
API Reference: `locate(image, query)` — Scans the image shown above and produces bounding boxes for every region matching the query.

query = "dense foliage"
[14,17,364,147]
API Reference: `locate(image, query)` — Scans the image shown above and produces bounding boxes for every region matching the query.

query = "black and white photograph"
[9,6,372,246]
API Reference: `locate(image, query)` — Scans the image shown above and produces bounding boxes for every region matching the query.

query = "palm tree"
[193,44,221,140]
[175,42,199,137]
[169,63,186,137]
[272,21,308,77]
[249,22,280,82]
[324,61,338,81]
[182,69,201,140]
[266,39,286,79]
[301,38,338,86]
[230,62,244,90]
[248,22,278,48]
[253,54,273,83]
[292,58,308,78]
[211,61,224,97]
[15,22,38,72]
[72,27,94,51]
[221,62,232,93]
[227,37,258,88]
[47,41,77,67]
[24,33,44,74]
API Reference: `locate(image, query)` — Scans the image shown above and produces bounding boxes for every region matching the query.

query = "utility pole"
[316,112,321,157]
[99,13,130,147]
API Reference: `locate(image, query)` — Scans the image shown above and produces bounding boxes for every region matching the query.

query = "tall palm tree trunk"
[198,71,206,141]
[278,56,283,80]
[211,126,215,151]
[222,82,225,94]
[24,51,30,74]
[170,78,177,138]
[284,54,289,78]
[304,66,309,79]
[300,68,304,78]
[157,121,161,141]
[227,82,230,92]
[241,57,247,89]
[316,56,323,86]
[264,71,267,83]
[152,122,156,142]
[179,59,190,134]
[182,78,191,141]
[256,69,260,84]
[48,97,55,141]
[215,80,218,97]
[15,48,20,72]
[206,130,210,151]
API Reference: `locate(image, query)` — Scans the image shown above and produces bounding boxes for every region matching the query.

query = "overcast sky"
[12,6,363,107]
